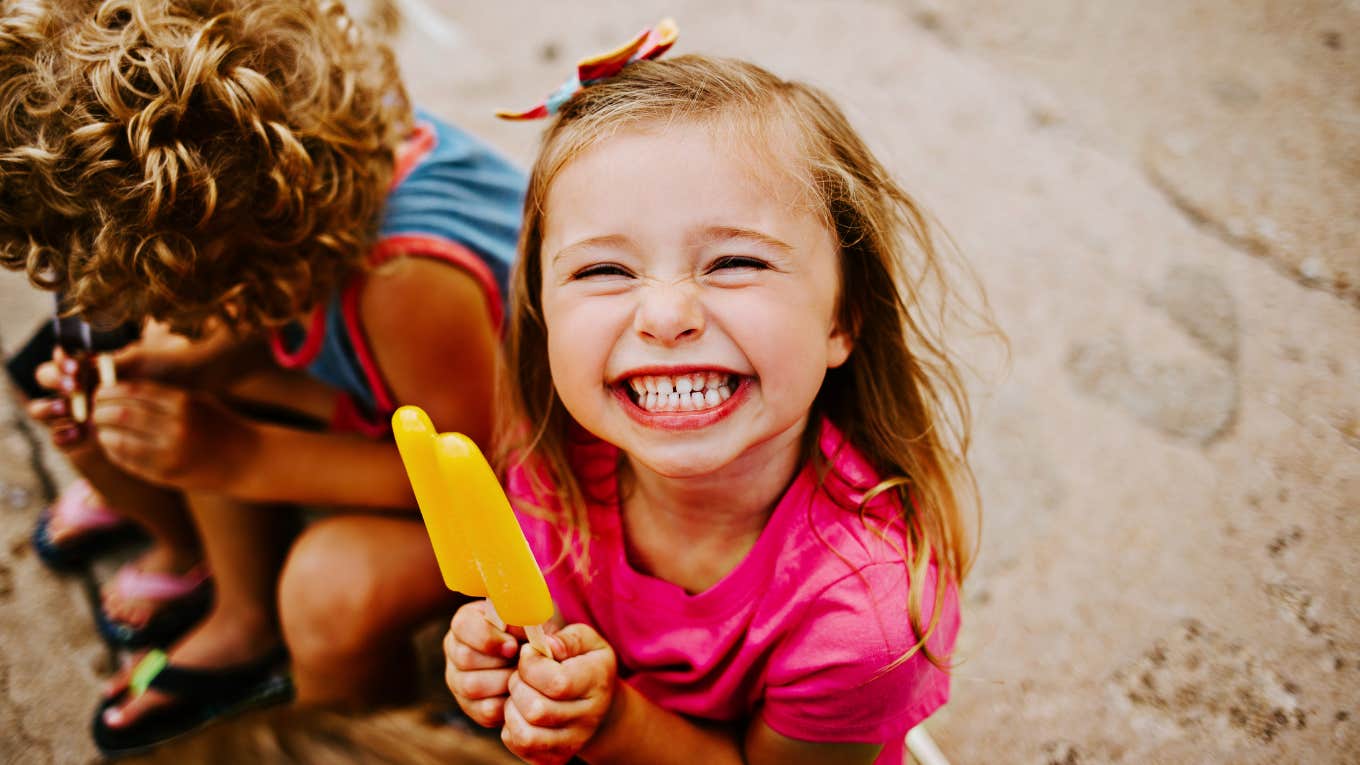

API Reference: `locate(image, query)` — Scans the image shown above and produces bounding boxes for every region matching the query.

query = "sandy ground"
[1,1,1356,762]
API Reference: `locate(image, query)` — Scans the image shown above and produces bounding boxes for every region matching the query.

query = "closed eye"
[708,255,769,272]
[571,262,633,280]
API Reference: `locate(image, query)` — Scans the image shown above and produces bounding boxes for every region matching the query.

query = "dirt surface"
[1,1,1356,762]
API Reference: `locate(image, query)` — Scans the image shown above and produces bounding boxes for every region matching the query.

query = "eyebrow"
[549,226,794,265]
[550,234,633,266]
[696,226,794,253]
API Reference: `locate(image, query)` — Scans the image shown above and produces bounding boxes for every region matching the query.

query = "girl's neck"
[616,423,808,593]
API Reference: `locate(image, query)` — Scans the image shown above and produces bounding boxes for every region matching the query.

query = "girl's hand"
[502,623,618,765]
[444,601,521,727]
[90,380,255,491]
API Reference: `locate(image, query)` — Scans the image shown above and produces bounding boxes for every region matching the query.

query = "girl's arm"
[504,624,883,765]
[584,683,882,765]
[91,260,498,509]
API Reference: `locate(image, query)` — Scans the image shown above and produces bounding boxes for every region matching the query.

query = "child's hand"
[501,624,618,765]
[90,380,255,491]
[444,600,522,727]
[26,396,86,451]
[30,349,91,451]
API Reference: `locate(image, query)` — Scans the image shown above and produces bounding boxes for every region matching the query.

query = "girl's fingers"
[443,628,514,671]
[506,671,598,728]
[515,626,612,700]
[502,695,583,759]
[460,696,507,728]
[447,665,514,702]
[450,603,519,660]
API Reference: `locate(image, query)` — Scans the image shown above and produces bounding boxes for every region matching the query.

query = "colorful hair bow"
[496,18,678,121]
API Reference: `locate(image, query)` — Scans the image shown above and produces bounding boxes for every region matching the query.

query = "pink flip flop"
[31,480,142,570]
[95,564,213,648]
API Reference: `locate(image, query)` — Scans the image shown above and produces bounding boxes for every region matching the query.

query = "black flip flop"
[92,647,294,759]
[32,509,144,570]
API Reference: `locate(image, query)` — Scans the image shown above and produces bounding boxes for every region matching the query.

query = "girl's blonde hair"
[0,0,409,334]
[502,55,982,667]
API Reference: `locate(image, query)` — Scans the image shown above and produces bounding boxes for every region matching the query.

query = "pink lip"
[610,373,751,432]
[609,364,744,382]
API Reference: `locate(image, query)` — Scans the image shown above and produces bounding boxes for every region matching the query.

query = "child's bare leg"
[48,439,201,627]
[103,491,292,727]
[279,515,461,706]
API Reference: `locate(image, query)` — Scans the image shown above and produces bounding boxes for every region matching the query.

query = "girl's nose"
[633,282,705,345]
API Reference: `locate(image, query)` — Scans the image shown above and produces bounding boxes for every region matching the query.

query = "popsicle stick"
[483,601,553,659]
[906,725,949,765]
[524,625,552,660]
[70,391,88,423]
[96,353,117,387]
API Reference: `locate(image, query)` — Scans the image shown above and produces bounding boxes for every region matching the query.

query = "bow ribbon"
[497,19,678,121]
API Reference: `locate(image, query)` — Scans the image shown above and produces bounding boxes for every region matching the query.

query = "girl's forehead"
[548,116,820,215]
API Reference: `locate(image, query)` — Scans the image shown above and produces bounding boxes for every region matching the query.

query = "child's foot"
[94,611,291,756]
[31,480,143,569]
[96,546,210,648]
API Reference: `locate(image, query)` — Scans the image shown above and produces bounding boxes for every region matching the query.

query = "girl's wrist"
[581,678,634,764]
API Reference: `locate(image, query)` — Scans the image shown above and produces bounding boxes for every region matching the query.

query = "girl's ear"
[826,323,853,369]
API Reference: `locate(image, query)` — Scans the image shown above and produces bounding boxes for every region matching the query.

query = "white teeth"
[628,374,740,412]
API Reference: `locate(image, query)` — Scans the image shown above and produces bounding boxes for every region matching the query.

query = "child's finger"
[506,670,598,728]
[27,396,68,422]
[90,403,162,441]
[95,427,159,472]
[34,360,67,391]
[516,639,604,701]
[459,696,507,729]
[542,623,609,660]
[502,694,585,760]
[450,603,519,660]
[51,423,85,448]
[446,665,513,702]
[94,381,182,414]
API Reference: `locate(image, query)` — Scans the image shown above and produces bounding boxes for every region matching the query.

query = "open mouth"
[622,372,740,413]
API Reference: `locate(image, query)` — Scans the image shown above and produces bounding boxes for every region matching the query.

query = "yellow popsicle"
[433,432,554,628]
[391,406,484,596]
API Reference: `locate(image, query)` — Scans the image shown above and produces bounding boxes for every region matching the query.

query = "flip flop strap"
[112,565,210,603]
[132,647,289,700]
[49,480,122,529]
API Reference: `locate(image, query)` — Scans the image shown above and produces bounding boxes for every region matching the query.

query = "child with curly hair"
[0,0,523,754]
[443,42,981,765]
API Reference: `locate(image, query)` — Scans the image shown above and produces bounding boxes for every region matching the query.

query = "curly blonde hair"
[502,55,988,668]
[0,0,410,333]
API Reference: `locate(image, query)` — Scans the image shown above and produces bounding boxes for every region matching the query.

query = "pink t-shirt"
[506,420,959,764]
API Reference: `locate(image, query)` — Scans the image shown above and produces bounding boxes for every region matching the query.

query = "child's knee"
[278,521,388,660]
